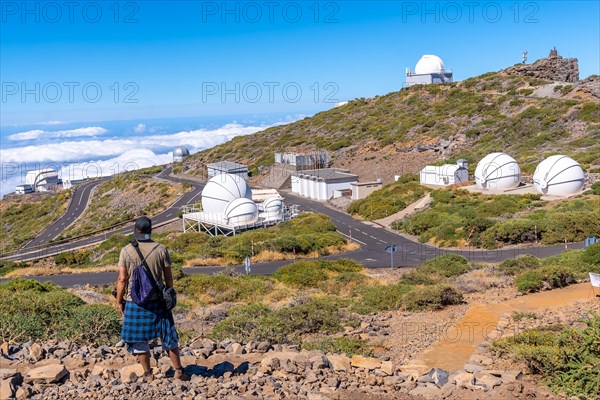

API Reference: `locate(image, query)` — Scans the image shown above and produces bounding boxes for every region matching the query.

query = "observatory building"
[420,160,469,187]
[181,173,295,236]
[207,161,249,180]
[474,153,521,190]
[533,155,585,196]
[19,168,61,193]
[405,55,453,87]
[173,146,190,163]
[291,168,358,201]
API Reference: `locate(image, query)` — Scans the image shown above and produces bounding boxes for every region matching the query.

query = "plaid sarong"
[121,300,179,350]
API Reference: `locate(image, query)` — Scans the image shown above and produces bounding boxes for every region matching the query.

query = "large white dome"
[224,197,258,225]
[533,155,584,196]
[415,55,445,75]
[475,153,521,190]
[201,173,252,214]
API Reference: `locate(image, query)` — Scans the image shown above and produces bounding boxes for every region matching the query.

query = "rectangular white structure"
[420,163,468,186]
[351,181,383,200]
[292,168,358,201]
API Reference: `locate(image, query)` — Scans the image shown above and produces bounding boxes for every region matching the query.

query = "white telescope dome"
[224,197,258,225]
[475,153,521,190]
[201,173,252,214]
[533,155,584,196]
[263,196,284,220]
[415,55,445,75]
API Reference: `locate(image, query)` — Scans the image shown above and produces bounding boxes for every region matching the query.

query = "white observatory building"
[173,146,190,163]
[420,159,469,187]
[475,153,521,190]
[533,155,585,196]
[181,173,296,235]
[405,55,453,87]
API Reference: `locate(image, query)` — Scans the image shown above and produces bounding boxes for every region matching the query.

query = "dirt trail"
[415,283,595,371]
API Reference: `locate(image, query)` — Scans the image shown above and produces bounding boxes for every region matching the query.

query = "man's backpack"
[129,241,160,306]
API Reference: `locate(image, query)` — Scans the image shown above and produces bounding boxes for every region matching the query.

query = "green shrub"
[175,275,274,304]
[351,284,413,314]
[421,254,470,277]
[493,316,600,400]
[403,285,463,311]
[54,304,121,346]
[498,255,542,276]
[0,261,28,277]
[0,279,121,345]
[302,337,372,356]
[210,297,353,344]
[514,266,576,293]
[273,259,362,289]
[581,243,600,267]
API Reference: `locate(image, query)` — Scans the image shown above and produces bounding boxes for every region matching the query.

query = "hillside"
[57,168,187,240]
[179,61,599,184]
[0,192,71,253]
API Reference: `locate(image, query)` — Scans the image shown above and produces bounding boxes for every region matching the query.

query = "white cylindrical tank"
[474,153,521,190]
[224,198,259,225]
[533,155,585,196]
[263,196,284,220]
[201,173,253,214]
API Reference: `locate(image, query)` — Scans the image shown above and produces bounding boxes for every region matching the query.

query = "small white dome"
[475,153,521,190]
[263,196,284,220]
[533,155,584,196]
[415,55,445,75]
[173,146,190,157]
[201,173,252,214]
[225,197,258,225]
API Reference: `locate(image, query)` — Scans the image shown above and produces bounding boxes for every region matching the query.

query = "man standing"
[115,216,190,382]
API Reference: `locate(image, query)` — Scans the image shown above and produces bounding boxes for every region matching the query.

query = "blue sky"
[1,1,599,125]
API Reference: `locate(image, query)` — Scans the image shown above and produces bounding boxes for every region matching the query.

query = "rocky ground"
[0,336,559,400]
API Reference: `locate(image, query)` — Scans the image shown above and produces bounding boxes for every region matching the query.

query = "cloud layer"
[1,123,269,164]
[8,126,108,141]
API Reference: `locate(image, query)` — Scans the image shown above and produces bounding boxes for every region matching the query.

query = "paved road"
[1,167,204,263]
[23,178,109,249]
[283,192,583,266]
[4,182,583,288]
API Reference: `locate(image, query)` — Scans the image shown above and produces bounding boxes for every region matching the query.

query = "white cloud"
[134,123,146,133]
[59,149,173,181]
[8,126,108,141]
[0,123,270,164]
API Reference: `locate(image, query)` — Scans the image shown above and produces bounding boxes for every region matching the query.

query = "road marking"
[369,235,379,240]
[337,231,367,245]
[361,231,368,236]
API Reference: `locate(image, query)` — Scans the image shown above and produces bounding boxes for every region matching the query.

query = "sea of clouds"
[0,118,296,197]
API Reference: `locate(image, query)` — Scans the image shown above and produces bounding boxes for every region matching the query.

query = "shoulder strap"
[131,240,164,300]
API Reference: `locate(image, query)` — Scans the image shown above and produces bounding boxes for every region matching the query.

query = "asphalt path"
[4,178,583,288]
[1,167,204,263]
[23,177,109,249]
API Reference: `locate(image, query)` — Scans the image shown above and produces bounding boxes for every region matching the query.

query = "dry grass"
[185,242,361,267]
[5,265,119,278]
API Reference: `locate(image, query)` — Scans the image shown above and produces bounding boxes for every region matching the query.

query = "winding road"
[1,166,583,287]
[23,177,109,249]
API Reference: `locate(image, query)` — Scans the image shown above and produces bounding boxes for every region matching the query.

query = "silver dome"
[173,146,190,157]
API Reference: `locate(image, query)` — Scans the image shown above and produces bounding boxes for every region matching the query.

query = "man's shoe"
[174,367,190,381]
[141,372,154,383]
